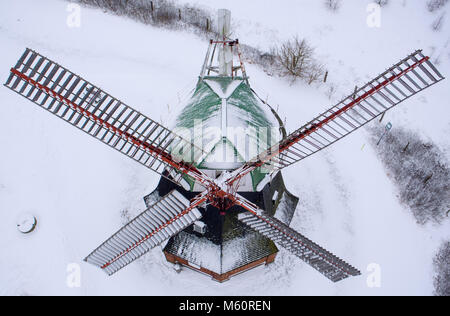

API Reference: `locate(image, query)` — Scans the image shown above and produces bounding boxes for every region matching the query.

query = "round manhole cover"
[17,214,37,234]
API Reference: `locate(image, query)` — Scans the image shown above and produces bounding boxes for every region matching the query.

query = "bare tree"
[274,37,324,84]
[277,37,313,79]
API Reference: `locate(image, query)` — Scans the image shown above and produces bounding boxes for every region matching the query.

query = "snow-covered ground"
[0,0,448,295]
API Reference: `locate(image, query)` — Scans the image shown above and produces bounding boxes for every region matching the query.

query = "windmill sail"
[85,190,205,275]
[227,50,445,184]
[236,199,360,282]
[4,48,206,186]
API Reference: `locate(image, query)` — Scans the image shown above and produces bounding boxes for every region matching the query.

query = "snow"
[168,231,222,273]
[0,0,449,295]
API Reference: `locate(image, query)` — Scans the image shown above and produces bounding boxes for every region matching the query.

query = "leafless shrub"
[325,83,337,100]
[433,241,450,296]
[68,0,216,36]
[277,37,313,79]
[427,0,449,12]
[273,37,324,85]
[306,63,325,85]
[368,125,450,225]
[432,14,445,31]
[324,0,342,12]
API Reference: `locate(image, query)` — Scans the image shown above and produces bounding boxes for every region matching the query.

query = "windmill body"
[155,76,298,281]
[3,9,445,283]
[146,11,299,280]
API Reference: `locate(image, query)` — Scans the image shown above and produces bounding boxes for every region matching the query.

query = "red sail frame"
[226,50,444,187]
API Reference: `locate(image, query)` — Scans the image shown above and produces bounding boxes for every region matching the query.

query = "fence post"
[424,174,433,184]
[206,18,210,31]
[179,9,181,20]
[353,85,358,99]
[402,142,410,153]
[323,71,328,83]
[150,1,154,12]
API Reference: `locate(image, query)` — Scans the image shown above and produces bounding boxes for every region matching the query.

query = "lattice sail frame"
[227,50,445,185]
[85,190,206,275]
[4,48,208,186]
[236,196,360,282]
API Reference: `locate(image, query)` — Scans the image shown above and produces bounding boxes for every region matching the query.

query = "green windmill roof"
[173,76,279,190]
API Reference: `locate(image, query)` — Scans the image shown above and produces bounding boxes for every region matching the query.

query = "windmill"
[4,9,445,283]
